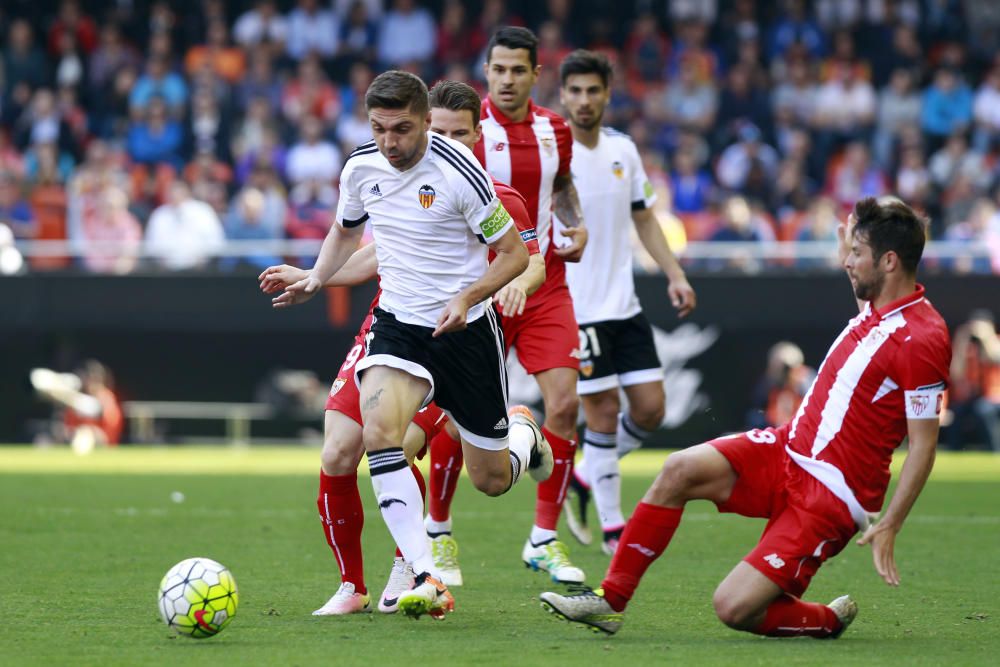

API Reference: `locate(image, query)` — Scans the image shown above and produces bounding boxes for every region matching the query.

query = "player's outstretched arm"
[632,208,696,317]
[434,226,528,337]
[856,418,939,586]
[283,221,364,305]
[495,253,545,317]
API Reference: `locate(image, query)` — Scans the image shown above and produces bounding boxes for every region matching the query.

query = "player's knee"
[468,468,508,497]
[631,404,664,431]
[657,452,698,494]
[545,391,580,429]
[321,436,363,475]
[712,590,756,630]
[361,420,397,453]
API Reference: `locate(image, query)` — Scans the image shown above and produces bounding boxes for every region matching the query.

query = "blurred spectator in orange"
[185,18,246,84]
[184,148,234,190]
[281,55,341,127]
[78,186,142,274]
[946,310,1000,451]
[286,0,341,62]
[32,360,123,451]
[747,341,815,430]
[27,153,70,270]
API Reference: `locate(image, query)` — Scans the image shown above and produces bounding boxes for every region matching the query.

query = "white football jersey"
[336,133,513,328]
[564,128,656,324]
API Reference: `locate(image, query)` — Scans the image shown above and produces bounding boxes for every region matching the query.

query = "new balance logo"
[763,553,785,569]
[627,543,655,558]
[369,184,382,197]
[494,417,508,430]
[378,497,406,509]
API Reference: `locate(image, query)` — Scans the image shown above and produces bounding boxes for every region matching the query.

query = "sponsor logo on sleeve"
[418,184,436,209]
[643,181,654,199]
[480,203,512,238]
[519,228,538,243]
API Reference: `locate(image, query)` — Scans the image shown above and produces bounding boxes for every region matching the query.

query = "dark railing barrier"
[3,272,998,445]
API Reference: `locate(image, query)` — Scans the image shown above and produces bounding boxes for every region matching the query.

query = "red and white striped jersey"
[475,96,572,297]
[786,285,951,513]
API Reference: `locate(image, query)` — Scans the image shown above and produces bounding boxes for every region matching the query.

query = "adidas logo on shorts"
[494,417,508,430]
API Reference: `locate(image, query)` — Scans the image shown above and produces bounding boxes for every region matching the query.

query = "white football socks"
[507,423,533,488]
[368,448,438,577]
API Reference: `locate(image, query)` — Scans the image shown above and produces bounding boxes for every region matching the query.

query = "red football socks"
[754,594,843,637]
[428,429,463,523]
[534,427,577,530]
[601,502,683,612]
[317,470,366,594]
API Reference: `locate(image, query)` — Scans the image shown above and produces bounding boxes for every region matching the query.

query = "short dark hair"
[429,80,482,127]
[559,49,613,87]
[487,26,539,69]
[852,196,928,275]
[365,70,429,116]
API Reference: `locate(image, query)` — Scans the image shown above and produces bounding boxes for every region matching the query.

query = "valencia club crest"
[418,184,436,208]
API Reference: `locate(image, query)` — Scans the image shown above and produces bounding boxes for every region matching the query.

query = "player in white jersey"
[556,50,697,556]
[282,71,551,619]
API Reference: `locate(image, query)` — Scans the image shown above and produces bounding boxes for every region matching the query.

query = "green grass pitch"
[1,447,996,666]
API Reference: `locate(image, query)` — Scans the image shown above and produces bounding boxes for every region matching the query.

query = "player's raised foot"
[429,533,463,587]
[378,557,415,613]
[563,475,593,546]
[397,572,455,620]
[601,528,622,556]
[312,582,372,616]
[522,538,585,583]
[828,595,858,638]
[540,587,623,635]
[509,405,553,482]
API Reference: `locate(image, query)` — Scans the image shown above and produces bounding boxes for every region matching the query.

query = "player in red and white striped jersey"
[428,26,591,585]
[540,197,952,638]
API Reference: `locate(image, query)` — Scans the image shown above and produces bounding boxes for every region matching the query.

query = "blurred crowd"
[2,0,1000,274]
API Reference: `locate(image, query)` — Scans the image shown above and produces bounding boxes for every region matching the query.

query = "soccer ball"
[157,557,238,638]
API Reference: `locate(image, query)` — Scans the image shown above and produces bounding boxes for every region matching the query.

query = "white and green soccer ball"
[158,557,238,638]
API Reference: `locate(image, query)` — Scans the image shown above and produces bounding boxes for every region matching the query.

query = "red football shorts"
[501,285,579,374]
[708,427,858,597]
[325,323,446,460]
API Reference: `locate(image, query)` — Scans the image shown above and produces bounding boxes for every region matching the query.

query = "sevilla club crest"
[418,184,436,209]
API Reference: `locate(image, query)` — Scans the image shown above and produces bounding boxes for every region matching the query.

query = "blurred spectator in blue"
[644,55,718,142]
[88,23,140,94]
[670,148,713,214]
[710,195,774,242]
[771,57,818,130]
[377,0,437,70]
[923,0,966,43]
[336,98,375,156]
[335,0,379,70]
[127,96,184,172]
[921,67,972,147]
[24,142,75,185]
[824,141,887,212]
[715,123,779,193]
[873,68,921,168]
[334,0,385,19]
[286,115,342,188]
[2,19,49,95]
[338,61,376,119]
[236,52,283,113]
[972,65,1000,153]
[222,187,284,272]
[624,12,669,85]
[145,180,225,271]
[129,55,189,120]
[286,0,341,62]
[767,0,825,62]
[235,127,288,187]
[184,89,231,163]
[714,64,771,149]
[0,171,36,240]
[286,178,337,265]
[795,196,838,242]
[13,88,80,162]
[234,0,288,52]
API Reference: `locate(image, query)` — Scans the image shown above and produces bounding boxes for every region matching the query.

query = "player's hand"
[495,282,528,317]
[856,520,900,586]
[275,274,323,309]
[554,226,588,263]
[668,278,697,318]
[434,295,470,337]
[836,213,857,267]
[259,264,308,294]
